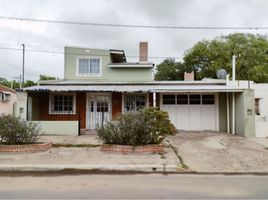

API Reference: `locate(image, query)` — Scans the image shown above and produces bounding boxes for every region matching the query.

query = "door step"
[80,129,97,135]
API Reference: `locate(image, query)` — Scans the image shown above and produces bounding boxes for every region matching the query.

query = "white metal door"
[163,104,216,131]
[162,94,218,131]
[87,94,111,129]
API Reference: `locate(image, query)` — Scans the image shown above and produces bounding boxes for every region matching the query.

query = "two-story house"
[19,42,256,137]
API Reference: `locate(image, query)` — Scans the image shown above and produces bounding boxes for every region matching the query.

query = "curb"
[0,165,268,176]
[0,164,178,173]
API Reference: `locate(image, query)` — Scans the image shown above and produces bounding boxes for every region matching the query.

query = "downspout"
[225,74,230,133]
[226,93,230,134]
[232,55,236,135]
[226,74,230,133]
[232,93,235,135]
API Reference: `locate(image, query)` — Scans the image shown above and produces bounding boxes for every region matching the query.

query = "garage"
[161,94,218,131]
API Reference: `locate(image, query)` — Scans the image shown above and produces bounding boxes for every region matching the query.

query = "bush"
[0,114,41,145]
[97,107,175,146]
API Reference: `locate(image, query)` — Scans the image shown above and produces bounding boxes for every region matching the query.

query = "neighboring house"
[253,84,268,137]
[18,42,256,137]
[0,84,16,115]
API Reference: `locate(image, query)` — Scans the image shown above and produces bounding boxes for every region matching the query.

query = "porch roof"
[23,84,243,93]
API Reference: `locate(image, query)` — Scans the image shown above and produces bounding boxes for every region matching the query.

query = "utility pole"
[22,43,25,85]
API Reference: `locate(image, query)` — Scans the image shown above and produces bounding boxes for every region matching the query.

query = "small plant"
[0,114,41,145]
[97,107,175,146]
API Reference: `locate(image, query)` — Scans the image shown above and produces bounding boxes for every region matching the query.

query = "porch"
[20,81,255,137]
[26,91,159,135]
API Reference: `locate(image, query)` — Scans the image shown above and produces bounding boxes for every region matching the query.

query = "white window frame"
[122,93,149,112]
[0,92,11,102]
[49,93,76,115]
[76,56,102,77]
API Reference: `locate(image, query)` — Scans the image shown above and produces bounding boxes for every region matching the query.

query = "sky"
[0,0,268,81]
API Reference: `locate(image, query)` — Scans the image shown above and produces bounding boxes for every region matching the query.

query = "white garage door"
[162,94,218,131]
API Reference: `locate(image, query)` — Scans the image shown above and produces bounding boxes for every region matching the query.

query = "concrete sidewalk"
[1,133,268,174]
[0,135,181,173]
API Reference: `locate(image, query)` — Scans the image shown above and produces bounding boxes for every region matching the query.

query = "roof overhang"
[23,84,243,93]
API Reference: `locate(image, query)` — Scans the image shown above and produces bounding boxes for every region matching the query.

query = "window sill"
[49,111,76,115]
[76,74,102,77]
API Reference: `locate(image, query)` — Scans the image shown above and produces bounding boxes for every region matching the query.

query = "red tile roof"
[0,84,16,93]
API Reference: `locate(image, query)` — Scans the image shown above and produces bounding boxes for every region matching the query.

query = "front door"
[86,94,111,129]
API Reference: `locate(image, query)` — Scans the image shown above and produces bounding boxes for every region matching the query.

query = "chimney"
[184,72,194,81]
[139,42,148,63]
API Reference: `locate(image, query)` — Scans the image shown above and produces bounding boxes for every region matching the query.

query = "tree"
[154,58,187,80]
[39,74,58,81]
[0,77,9,87]
[23,80,36,87]
[183,33,268,83]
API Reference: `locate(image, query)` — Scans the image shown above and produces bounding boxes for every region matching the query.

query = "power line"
[0,46,183,59]
[0,16,268,30]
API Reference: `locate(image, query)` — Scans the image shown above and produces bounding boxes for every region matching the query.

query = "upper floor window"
[77,58,101,76]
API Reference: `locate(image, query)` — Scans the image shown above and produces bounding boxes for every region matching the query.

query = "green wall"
[218,93,227,132]
[218,91,255,137]
[64,47,153,82]
[235,89,255,137]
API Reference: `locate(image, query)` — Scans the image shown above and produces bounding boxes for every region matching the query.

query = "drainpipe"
[226,93,230,133]
[226,74,229,86]
[232,55,236,86]
[153,92,156,107]
[231,55,236,135]
[232,92,235,135]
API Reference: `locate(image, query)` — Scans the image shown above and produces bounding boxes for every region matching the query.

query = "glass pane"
[126,96,136,111]
[136,95,145,110]
[79,59,89,74]
[202,95,214,105]
[53,95,73,112]
[163,95,175,105]
[90,58,100,74]
[177,95,188,104]
[189,95,200,104]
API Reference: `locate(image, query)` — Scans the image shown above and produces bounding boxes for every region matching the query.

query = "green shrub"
[0,114,41,145]
[97,107,175,146]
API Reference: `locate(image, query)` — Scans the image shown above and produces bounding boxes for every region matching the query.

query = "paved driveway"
[168,132,268,172]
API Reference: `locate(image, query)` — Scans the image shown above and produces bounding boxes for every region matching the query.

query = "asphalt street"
[0,174,268,199]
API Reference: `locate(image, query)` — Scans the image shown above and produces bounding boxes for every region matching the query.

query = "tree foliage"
[39,74,58,81]
[155,33,268,83]
[154,58,187,80]
[183,33,268,82]
[0,74,58,89]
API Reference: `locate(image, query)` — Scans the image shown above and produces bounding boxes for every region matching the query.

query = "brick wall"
[139,42,148,62]
[112,92,122,119]
[76,92,86,128]
[0,142,52,152]
[184,72,194,81]
[29,92,86,128]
